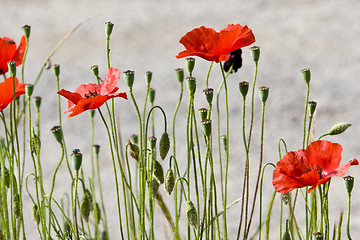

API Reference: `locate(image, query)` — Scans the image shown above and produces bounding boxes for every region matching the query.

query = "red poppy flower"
[0,36,26,75]
[272,140,358,193]
[176,24,255,63]
[57,68,127,117]
[0,76,26,111]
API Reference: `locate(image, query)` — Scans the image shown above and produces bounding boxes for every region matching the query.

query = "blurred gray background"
[2,0,360,238]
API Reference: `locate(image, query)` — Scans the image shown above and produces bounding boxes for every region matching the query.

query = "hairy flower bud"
[80,194,91,222]
[159,132,170,160]
[164,169,175,195]
[153,160,164,184]
[328,122,352,136]
[186,200,198,228]
[32,204,40,225]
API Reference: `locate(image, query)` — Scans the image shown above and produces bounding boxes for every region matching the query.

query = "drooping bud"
[7,61,16,77]
[22,25,31,39]
[148,136,157,151]
[105,21,114,38]
[128,140,139,161]
[203,88,214,104]
[91,65,99,78]
[308,101,317,117]
[153,160,164,184]
[186,200,198,228]
[124,70,135,88]
[53,64,60,78]
[92,202,101,223]
[50,126,63,145]
[71,149,83,171]
[0,166,10,188]
[80,194,91,222]
[175,68,184,84]
[239,81,249,98]
[25,84,34,98]
[250,46,260,63]
[281,220,291,240]
[149,88,155,104]
[186,57,195,76]
[327,122,352,136]
[343,175,354,196]
[145,71,152,85]
[312,232,323,240]
[13,193,20,218]
[32,204,40,225]
[201,119,212,137]
[150,179,160,195]
[164,169,175,195]
[101,230,109,240]
[259,86,269,103]
[301,68,311,85]
[159,132,170,160]
[198,108,208,122]
[186,76,196,94]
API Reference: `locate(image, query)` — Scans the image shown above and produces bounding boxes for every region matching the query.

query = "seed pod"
[186,200,198,228]
[164,169,175,195]
[159,132,170,160]
[92,202,101,223]
[343,175,355,196]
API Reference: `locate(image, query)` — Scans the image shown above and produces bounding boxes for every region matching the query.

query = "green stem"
[347,193,352,240]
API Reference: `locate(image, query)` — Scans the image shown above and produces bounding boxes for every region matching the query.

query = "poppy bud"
[301,68,311,85]
[327,122,352,136]
[93,144,100,156]
[32,204,40,225]
[130,134,138,144]
[53,64,60,78]
[186,77,196,94]
[198,108,208,122]
[150,179,160,195]
[64,220,71,236]
[92,202,101,223]
[159,132,170,160]
[201,119,212,137]
[343,175,354,196]
[80,194,91,222]
[308,101,317,117]
[239,81,249,98]
[259,86,269,103]
[145,71,152,85]
[124,70,135,88]
[91,65,99,78]
[25,84,34,98]
[250,46,260,63]
[22,25,31,39]
[312,232,323,240]
[7,61,16,77]
[50,126,63,145]
[221,135,228,150]
[0,166,10,188]
[203,88,213,104]
[175,68,184,84]
[33,96,41,110]
[128,140,139,161]
[186,200,198,228]
[13,193,20,218]
[164,169,175,195]
[84,188,93,206]
[186,57,195,76]
[149,88,155,104]
[153,160,164,184]
[105,21,114,38]
[71,149,82,172]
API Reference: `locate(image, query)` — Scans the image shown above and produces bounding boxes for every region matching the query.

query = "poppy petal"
[322,158,359,179]
[0,37,17,74]
[100,68,121,95]
[0,76,26,111]
[13,36,26,66]
[68,95,108,117]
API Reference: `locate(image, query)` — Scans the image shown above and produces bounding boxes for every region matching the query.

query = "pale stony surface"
[2,0,360,239]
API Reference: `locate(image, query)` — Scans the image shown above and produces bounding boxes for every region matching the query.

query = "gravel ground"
[2,0,360,238]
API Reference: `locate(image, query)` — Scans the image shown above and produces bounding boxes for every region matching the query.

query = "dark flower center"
[6,40,16,45]
[224,48,242,73]
[84,91,98,98]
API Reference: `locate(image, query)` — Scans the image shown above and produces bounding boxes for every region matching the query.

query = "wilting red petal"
[13,36,26,66]
[100,68,121,95]
[0,76,26,111]
[176,24,255,63]
[323,158,359,179]
[57,89,82,105]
